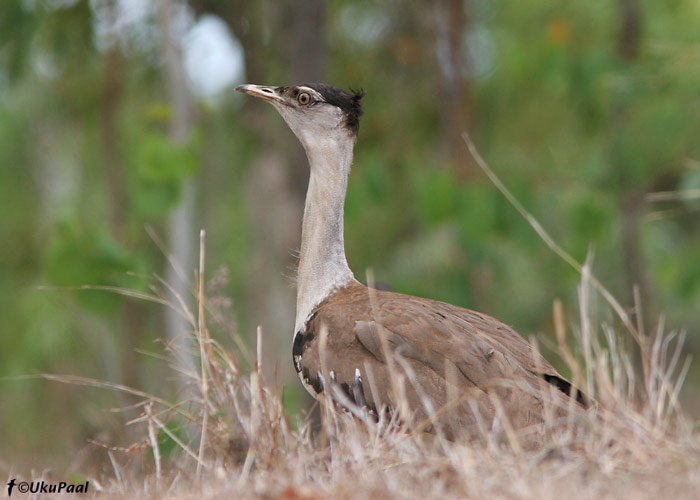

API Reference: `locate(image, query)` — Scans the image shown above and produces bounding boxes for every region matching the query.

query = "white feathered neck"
[293,132,357,335]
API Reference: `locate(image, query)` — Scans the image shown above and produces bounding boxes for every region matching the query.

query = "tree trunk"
[434,0,476,179]
[157,0,197,378]
[100,3,143,392]
[614,0,656,331]
[612,0,660,395]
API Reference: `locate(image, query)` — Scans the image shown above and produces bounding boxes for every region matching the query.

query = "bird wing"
[354,291,562,382]
[298,282,579,436]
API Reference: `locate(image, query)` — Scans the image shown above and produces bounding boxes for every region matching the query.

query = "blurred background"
[1,0,699,475]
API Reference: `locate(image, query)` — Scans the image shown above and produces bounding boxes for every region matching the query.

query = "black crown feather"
[306,83,365,135]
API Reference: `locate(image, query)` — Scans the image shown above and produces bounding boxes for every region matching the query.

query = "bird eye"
[298,92,311,105]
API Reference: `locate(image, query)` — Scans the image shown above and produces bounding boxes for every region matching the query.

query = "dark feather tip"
[306,83,365,135]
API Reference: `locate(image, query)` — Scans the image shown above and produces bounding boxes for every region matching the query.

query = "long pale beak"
[235,84,282,103]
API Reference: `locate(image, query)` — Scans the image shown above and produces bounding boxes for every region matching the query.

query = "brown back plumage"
[293,281,588,442]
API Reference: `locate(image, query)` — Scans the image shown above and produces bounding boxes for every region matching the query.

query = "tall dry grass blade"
[553,300,574,375]
[237,341,263,487]
[362,361,387,433]
[553,299,585,401]
[150,275,197,327]
[645,188,700,202]
[318,321,341,444]
[256,325,263,373]
[145,224,189,286]
[579,258,595,398]
[666,357,692,425]
[529,336,557,425]
[127,401,191,426]
[445,359,459,425]
[394,354,450,450]
[196,229,210,480]
[466,399,489,445]
[37,374,193,418]
[150,411,205,466]
[462,133,642,347]
[488,394,522,454]
[604,323,631,404]
[633,285,646,339]
[364,268,410,423]
[107,450,125,492]
[146,402,162,481]
[237,446,255,487]
[37,283,181,314]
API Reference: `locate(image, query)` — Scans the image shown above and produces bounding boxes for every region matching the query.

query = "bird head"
[236,83,364,150]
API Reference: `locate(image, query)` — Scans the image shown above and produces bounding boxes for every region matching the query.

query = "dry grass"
[20,148,700,499]
[29,235,698,499]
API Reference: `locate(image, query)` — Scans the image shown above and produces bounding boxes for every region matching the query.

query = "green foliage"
[416,168,460,226]
[130,130,199,218]
[44,218,148,311]
[456,181,498,255]
[0,1,40,79]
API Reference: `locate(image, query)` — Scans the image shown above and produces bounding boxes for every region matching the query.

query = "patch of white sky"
[338,4,390,46]
[183,14,244,101]
[462,25,495,80]
[27,0,244,103]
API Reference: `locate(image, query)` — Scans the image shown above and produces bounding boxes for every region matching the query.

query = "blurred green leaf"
[44,218,147,312]
[130,131,199,218]
[416,168,460,226]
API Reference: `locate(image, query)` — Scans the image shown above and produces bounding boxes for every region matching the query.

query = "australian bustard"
[236,83,588,440]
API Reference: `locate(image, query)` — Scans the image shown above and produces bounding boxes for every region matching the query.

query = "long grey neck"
[294,137,356,334]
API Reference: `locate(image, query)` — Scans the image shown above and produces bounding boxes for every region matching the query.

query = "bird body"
[236,83,586,439]
[294,280,580,439]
